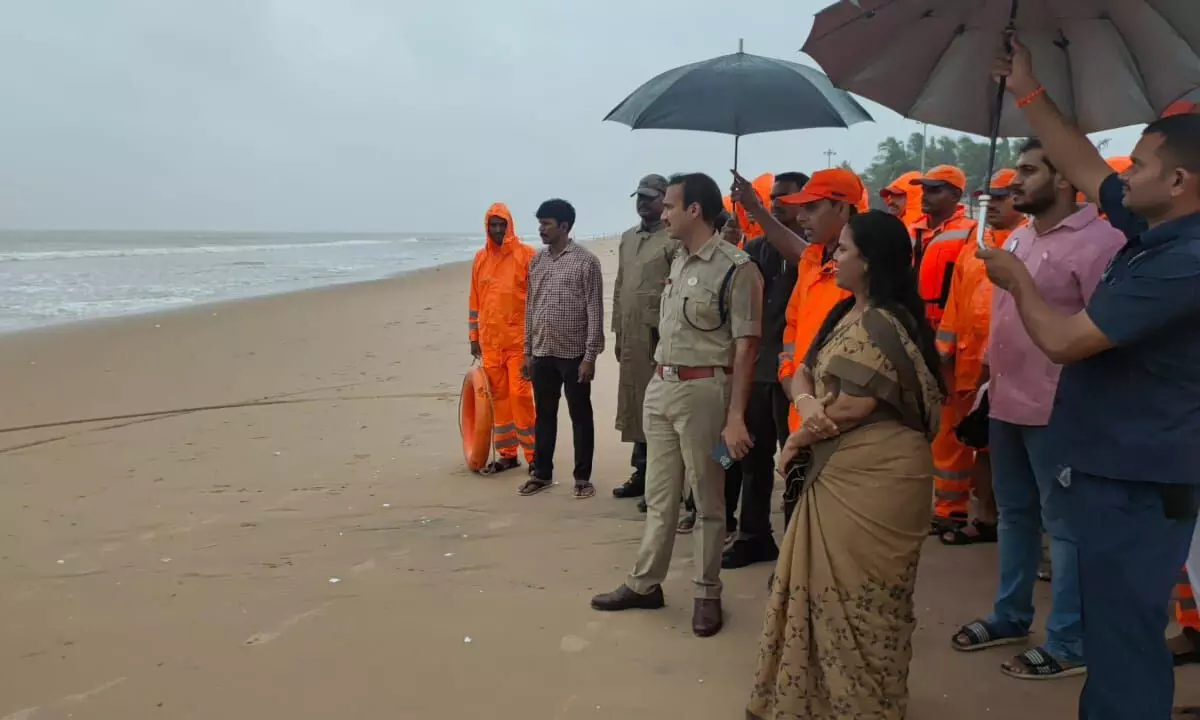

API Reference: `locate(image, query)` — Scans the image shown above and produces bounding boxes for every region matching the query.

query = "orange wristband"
[1016,85,1046,109]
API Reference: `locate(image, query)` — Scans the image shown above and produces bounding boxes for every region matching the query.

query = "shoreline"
[0,234,617,339]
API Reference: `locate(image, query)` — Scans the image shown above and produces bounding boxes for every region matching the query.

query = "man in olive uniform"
[591,172,763,638]
[612,174,678,503]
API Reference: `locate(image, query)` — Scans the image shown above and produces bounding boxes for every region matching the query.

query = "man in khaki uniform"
[592,172,763,638]
[612,174,678,503]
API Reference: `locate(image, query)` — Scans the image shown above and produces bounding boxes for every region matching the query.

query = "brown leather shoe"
[590,584,665,612]
[692,598,723,637]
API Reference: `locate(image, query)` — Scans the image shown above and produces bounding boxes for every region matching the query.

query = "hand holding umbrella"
[730,170,767,217]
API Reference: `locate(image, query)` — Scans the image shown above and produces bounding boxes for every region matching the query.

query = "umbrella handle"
[975,196,992,250]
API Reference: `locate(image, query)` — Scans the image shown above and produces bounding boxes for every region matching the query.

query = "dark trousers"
[631,442,647,479]
[736,382,791,539]
[531,356,594,482]
[1063,470,1196,720]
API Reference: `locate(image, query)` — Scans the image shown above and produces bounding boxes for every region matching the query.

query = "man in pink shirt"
[951,138,1125,680]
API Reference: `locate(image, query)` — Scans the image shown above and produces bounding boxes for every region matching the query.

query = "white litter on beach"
[273,451,281,456]
[444,553,454,557]
[463,636,472,643]
[328,577,340,584]
[160,558,171,563]
[382,503,391,508]
[56,559,65,565]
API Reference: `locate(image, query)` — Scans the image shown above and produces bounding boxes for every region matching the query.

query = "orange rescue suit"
[912,206,980,329]
[469,203,537,463]
[779,243,851,432]
[931,225,1003,520]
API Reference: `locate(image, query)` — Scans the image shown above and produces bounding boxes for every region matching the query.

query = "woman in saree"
[747,210,946,720]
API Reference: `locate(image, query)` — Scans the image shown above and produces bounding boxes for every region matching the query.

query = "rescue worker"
[880,170,925,231]
[909,165,986,535]
[910,165,979,328]
[591,172,763,638]
[612,175,677,504]
[931,169,1020,541]
[987,36,1200,717]
[468,203,537,473]
[1172,568,1200,665]
[721,171,808,569]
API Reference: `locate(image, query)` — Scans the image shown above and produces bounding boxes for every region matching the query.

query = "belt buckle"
[661,365,680,382]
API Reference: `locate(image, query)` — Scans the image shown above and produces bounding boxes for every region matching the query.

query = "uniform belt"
[656,365,731,381]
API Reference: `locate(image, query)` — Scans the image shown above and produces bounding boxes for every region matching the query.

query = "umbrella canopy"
[604,51,872,136]
[802,0,1200,137]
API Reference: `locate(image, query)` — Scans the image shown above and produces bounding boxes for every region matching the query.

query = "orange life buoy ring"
[459,366,495,472]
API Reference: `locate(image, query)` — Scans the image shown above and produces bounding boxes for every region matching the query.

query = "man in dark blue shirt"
[983,36,1200,720]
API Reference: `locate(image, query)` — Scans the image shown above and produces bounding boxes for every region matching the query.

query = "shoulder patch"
[714,241,751,266]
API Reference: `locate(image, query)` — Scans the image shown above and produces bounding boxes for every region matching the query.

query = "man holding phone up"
[591,172,762,638]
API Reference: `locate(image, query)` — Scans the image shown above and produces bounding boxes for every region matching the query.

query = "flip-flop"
[517,478,552,497]
[479,458,520,476]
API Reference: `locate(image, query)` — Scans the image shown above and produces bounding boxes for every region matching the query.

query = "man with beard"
[952,138,1124,681]
[612,175,677,505]
[721,171,808,568]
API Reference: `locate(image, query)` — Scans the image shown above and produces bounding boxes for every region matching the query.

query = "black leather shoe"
[612,475,645,499]
[637,498,647,513]
[722,537,780,570]
[591,584,665,612]
[692,599,723,637]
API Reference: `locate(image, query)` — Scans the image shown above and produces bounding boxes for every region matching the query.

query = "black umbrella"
[603,40,873,170]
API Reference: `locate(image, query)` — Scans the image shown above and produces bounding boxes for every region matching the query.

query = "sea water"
[0,230,485,333]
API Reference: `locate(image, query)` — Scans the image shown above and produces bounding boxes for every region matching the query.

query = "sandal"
[573,481,596,499]
[951,620,1027,652]
[930,515,966,536]
[941,520,998,546]
[480,457,520,475]
[517,478,552,497]
[1000,647,1086,680]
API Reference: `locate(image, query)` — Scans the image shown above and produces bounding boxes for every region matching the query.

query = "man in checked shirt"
[519,198,605,500]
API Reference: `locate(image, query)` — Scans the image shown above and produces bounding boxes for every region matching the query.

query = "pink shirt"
[988,205,1126,426]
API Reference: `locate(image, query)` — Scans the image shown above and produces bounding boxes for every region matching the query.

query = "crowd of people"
[466,41,1200,719]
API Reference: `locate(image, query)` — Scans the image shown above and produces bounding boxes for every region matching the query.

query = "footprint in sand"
[560,620,605,654]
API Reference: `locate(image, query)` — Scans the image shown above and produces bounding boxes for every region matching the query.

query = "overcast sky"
[0,0,1144,234]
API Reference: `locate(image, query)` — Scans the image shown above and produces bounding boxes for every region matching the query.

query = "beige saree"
[747,307,943,720]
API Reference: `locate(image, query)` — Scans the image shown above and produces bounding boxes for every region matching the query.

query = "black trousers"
[631,441,647,479]
[736,381,791,540]
[531,356,594,482]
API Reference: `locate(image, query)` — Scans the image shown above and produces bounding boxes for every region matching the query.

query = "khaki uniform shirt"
[655,234,763,368]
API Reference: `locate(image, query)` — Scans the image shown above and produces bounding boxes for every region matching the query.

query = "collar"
[1032,204,1101,236]
[1139,211,1200,250]
[690,233,723,261]
[912,205,967,235]
[638,219,665,234]
[549,240,577,258]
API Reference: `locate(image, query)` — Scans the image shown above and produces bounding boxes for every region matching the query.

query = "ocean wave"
[0,237,420,263]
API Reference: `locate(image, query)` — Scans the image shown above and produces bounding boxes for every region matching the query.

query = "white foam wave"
[0,237,415,263]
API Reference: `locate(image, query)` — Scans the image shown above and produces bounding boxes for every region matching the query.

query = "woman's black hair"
[805,210,945,394]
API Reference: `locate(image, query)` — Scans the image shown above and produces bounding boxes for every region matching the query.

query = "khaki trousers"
[627,372,729,600]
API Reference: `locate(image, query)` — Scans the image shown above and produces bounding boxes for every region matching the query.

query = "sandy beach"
[1,236,1195,719]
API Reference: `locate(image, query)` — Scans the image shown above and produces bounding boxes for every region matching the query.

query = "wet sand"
[1,236,1195,719]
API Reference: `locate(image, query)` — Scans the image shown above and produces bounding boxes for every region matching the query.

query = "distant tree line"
[852,132,1027,198]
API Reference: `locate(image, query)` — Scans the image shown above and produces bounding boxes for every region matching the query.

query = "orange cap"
[779,168,865,206]
[1162,99,1198,118]
[880,170,922,198]
[971,168,1017,197]
[911,165,967,193]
